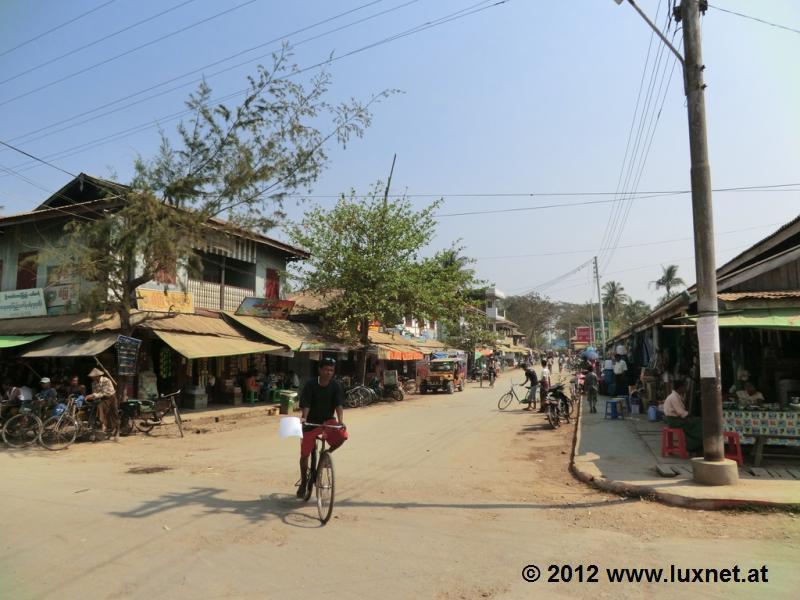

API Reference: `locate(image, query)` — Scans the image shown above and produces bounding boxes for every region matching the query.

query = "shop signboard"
[235,297,295,319]
[574,326,592,343]
[116,335,142,377]
[593,321,610,343]
[136,288,194,313]
[44,283,81,315]
[0,288,47,319]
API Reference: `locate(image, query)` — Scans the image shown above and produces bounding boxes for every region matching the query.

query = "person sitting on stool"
[663,380,702,453]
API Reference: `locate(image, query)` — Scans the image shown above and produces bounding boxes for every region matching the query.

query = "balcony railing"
[187,279,255,311]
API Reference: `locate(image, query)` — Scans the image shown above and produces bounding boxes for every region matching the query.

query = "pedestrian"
[538,359,550,413]
[85,368,119,439]
[602,353,614,395]
[583,368,599,413]
[613,356,627,397]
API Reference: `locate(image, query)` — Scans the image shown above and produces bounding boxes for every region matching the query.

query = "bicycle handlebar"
[304,422,345,429]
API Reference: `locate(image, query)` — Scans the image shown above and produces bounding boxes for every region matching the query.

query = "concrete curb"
[567,398,800,512]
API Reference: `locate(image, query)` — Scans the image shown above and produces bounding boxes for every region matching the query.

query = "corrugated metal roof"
[223,312,334,350]
[0,312,120,335]
[718,290,800,301]
[152,330,285,359]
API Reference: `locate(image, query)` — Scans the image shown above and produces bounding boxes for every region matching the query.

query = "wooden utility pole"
[678,0,738,484]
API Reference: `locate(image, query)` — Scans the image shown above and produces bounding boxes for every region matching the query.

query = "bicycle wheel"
[40,415,78,450]
[3,413,43,448]
[316,451,335,524]
[546,405,560,429]
[303,448,316,502]
[564,398,575,417]
[172,403,184,438]
[344,390,359,408]
[497,393,514,410]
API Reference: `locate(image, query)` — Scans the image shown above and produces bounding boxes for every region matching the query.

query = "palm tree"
[651,264,686,300]
[602,281,630,319]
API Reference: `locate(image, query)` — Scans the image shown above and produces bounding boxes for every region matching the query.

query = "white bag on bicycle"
[279,416,303,438]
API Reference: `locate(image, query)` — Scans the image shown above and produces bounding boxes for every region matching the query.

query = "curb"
[567,397,800,512]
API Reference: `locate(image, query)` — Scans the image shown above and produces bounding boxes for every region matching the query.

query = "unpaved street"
[2,379,798,599]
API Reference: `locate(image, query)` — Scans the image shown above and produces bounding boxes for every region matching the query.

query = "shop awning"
[368,344,423,361]
[153,331,287,359]
[223,312,341,351]
[688,309,800,330]
[21,332,119,357]
[0,334,48,348]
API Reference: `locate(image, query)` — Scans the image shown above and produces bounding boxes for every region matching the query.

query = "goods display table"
[723,410,800,466]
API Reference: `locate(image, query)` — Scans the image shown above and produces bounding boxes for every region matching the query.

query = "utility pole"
[593,256,607,352]
[676,0,737,484]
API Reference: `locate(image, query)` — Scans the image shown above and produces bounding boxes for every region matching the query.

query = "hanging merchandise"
[159,347,174,379]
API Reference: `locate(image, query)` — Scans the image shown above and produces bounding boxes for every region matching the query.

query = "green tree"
[602,280,630,321]
[288,190,479,382]
[651,264,686,301]
[48,48,383,334]
[620,299,652,329]
[505,292,553,348]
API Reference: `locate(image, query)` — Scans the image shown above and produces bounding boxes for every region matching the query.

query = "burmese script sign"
[136,288,194,314]
[0,288,48,320]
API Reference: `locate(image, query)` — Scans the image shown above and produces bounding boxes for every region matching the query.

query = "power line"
[2,0,400,149]
[0,0,119,59]
[473,221,783,260]
[0,0,201,87]
[0,140,76,178]
[1,0,508,179]
[709,4,800,35]
[0,0,259,108]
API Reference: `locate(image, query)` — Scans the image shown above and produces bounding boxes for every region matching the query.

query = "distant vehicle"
[416,358,466,394]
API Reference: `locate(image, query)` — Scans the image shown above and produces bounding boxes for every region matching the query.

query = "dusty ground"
[1,370,798,599]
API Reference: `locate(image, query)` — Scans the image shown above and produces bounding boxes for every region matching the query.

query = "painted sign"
[44,283,81,316]
[0,288,47,320]
[136,288,194,314]
[593,320,610,343]
[574,326,592,343]
[234,297,294,319]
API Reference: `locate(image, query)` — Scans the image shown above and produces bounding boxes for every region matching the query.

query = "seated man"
[38,377,58,407]
[736,381,765,408]
[663,380,702,453]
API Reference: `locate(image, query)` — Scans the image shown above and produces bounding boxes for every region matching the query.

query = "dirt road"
[2,377,798,599]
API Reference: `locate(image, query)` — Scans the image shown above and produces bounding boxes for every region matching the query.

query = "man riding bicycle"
[297,357,348,497]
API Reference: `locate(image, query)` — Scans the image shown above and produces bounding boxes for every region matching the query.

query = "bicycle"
[39,394,82,450]
[2,396,48,448]
[300,422,345,525]
[497,384,537,411]
[119,390,184,437]
[344,385,375,409]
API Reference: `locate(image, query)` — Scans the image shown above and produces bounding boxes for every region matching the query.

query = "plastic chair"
[661,427,689,459]
[723,431,743,466]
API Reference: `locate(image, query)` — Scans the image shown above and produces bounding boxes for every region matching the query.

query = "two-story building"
[0,173,332,408]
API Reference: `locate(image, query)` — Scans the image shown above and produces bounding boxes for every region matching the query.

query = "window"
[265,268,279,299]
[16,251,38,290]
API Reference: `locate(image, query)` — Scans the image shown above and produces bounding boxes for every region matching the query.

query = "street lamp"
[613,0,738,485]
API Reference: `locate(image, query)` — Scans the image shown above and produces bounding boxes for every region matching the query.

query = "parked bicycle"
[300,422,344,525]
[548,383,575,418]
[343,385,376,409]
[120,390,184,438]
[497,384,537,411]
[2,395,49,448]
[39,394,111,450]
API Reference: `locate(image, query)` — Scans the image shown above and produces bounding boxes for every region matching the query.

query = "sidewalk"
[572,395,800,510]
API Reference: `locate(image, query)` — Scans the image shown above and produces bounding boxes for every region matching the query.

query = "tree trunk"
[357,318,370,385]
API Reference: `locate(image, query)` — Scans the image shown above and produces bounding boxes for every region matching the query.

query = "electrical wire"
[0,0,118,59]
[0,0,201,87]
[0,0,259,108]
[708,3,800,35]
[0,0,508,178]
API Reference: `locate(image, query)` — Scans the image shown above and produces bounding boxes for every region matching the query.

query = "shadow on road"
[109,486,632,529]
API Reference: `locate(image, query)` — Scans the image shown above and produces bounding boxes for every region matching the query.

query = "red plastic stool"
[661,427,689,459]
[723,431,743,466]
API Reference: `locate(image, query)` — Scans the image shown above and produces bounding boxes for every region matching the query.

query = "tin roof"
[717,290,800,301]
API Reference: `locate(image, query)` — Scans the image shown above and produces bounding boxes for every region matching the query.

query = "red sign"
[575,326,592,343]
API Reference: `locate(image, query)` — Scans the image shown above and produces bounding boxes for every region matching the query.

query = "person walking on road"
[583,368,598,413]
[613,356,627,397]
[85,368,118,439]
[538,359,551,413]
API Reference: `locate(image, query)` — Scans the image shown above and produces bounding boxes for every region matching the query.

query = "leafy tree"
[602,280,630,321]
[505,292,553,348]
[651,264,686,301]
[439,310,499,363]
[288,190,479,382]
[620,299,652,329]
[47,47,384,334]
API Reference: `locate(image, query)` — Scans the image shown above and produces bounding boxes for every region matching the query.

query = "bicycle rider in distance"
[297,357,348,498]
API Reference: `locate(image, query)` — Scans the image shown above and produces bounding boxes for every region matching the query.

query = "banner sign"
[593,321,610,343]
[235,297,294,319]
[0,288,47,320]
[575,326,592,343]
[136,288,194,314]
[44,283,81,316]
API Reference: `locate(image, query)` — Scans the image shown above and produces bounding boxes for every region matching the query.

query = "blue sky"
[0,0,798,306]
